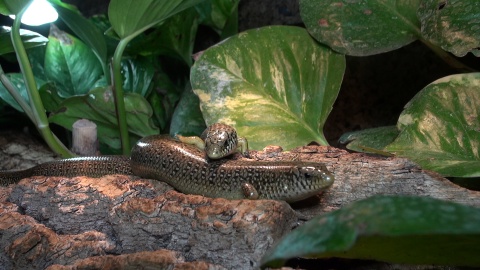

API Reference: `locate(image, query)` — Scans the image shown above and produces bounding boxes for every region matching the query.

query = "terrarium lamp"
[9,0,58,26]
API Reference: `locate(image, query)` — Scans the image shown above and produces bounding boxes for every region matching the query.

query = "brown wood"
[1,132,477,269]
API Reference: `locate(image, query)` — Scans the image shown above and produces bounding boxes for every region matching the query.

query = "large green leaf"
[49,87,159,149]
[300,0,421,56]
[0,26,48,55]
[44,25,102,97]
[49,1,108,68]
[190,26,345,150]
[261,195,480,268]
[418,0,480,57]
[108,0,205,39]
[385,73,480,177]
[0,73,45,112]
[120,57,155,96]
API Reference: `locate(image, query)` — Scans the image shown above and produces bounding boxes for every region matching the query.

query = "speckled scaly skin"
[0,136,334,202]
[201,123,241,159]
[131,135,333,202]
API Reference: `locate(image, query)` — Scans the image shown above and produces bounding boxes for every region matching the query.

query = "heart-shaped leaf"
[418,0,480,57]
[44,25,102,97]
[190,25,345,150]
[262,195,480,268]
[300,0,421,56]
[386,73,480,177]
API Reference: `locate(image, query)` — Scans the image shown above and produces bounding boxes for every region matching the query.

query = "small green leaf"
[44,25,102,97]
[195,0,239,34]
[386,73,480,177]
[190,26,345,150]
[49,87,159,149]
[261,195,480,268]
[0,26,48,55]
[170,84,206,137]
[339,126,399,155]
[120,57,154,96]
[38,82,64,112]
[300,0,421,56]
[418,0,480,57]
[88,87,159,137]
[108,0,204,39]
[0,73,45,112]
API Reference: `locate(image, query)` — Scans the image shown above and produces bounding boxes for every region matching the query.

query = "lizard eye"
[304,172,312,179]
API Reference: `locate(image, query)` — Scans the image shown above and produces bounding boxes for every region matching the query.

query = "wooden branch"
[251,145,480,218]
[1,133,478,269]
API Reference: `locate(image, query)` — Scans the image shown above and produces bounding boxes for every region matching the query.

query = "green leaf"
[108,0,205,39]
[0,73,45,112]
[170,84,206,137]
[2,0,31,14]
[50,2,108,68]
[38,82,64,112]
[195,0,239,34]
[190,26,345,150]
[49,87,159,148]
[300,0,421,56]
[339,126,399,155]
[126,8,199,67]
[0,26,48,55]
[147,62,183,132]
[27,45,47,81]
[120,57,155,96]
[44,25,102,97]
[261,195,480,268]
[0,1,11,15]
[418,0,480,57]
[385,73,480,177]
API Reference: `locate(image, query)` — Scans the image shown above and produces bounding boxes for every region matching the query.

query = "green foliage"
[44,26,103,97]
[191,26,345,149]
[0,27,48,55]
[418,0,480,57]
[0,0,236,153]
[49,87,158,150]
[300,0,421,56]
[385,73,480,177]
[261,196,480,268]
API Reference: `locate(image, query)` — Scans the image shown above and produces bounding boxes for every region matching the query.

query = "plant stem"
[420,38,477,72]
[111,37,134,155]
[12,7,73,157]
[0,65,35,122]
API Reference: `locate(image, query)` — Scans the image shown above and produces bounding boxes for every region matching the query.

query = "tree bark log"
[1,133,479,269]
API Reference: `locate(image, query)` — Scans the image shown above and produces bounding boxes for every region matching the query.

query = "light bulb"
[9,0,59,26]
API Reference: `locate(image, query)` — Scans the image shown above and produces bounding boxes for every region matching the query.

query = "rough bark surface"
[1,132,479,269]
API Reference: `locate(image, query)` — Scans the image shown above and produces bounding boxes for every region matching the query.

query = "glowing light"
[9,0,58,26]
